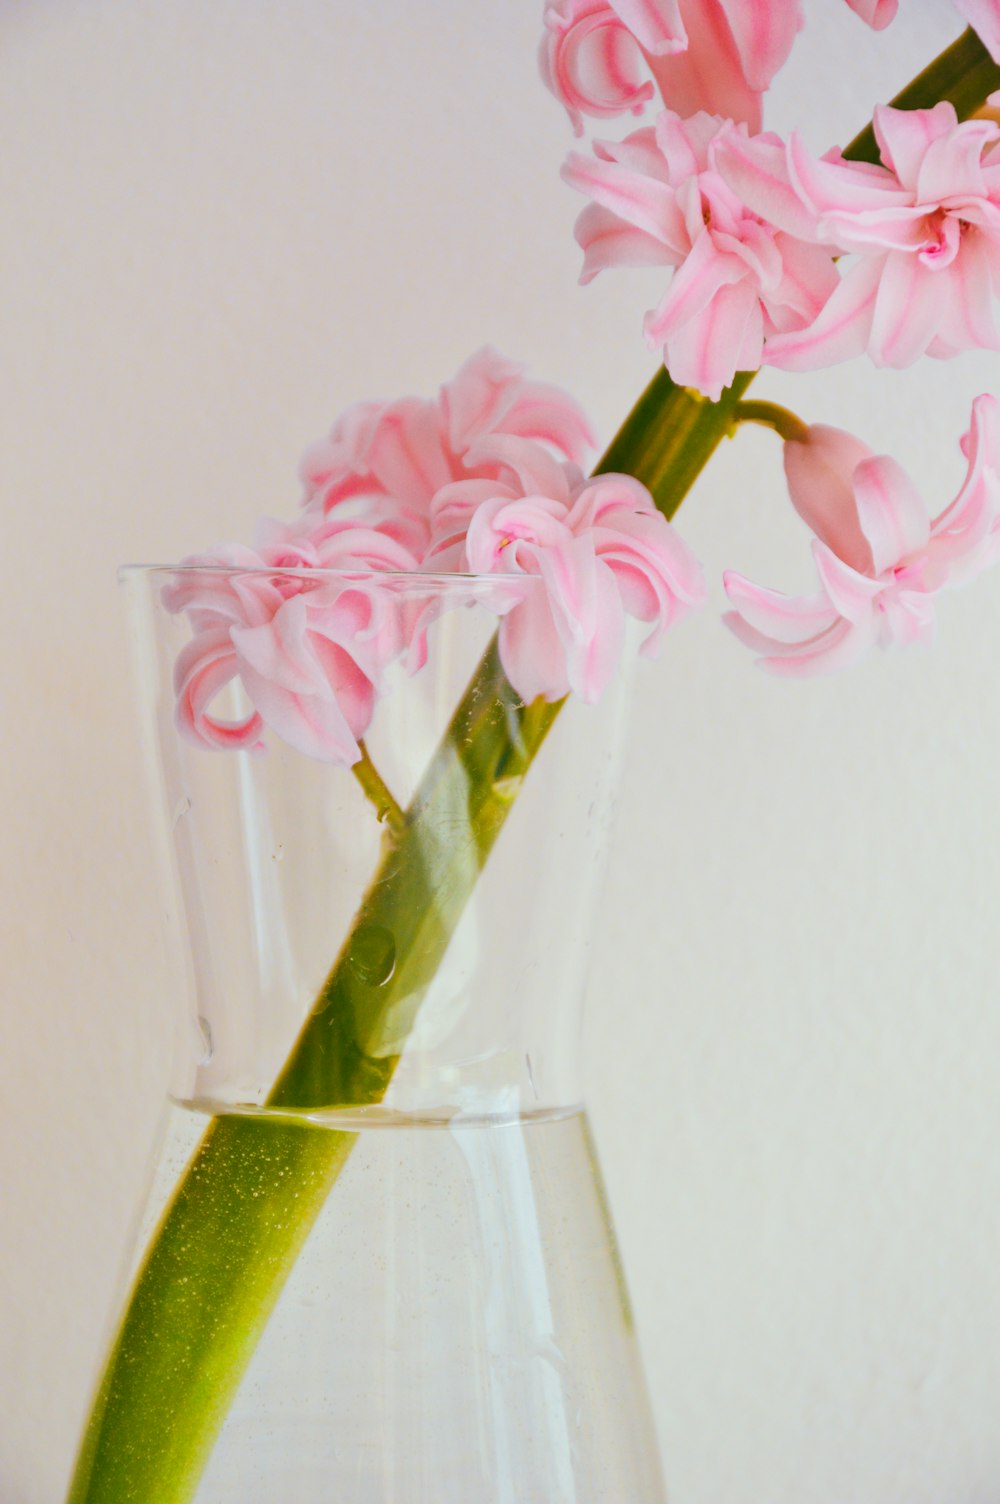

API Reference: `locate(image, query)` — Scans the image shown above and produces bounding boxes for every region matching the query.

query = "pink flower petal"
[562,146,686,245]
[365,398,454,514]
[540,0,656,136]
[656,274,762,398]
[783,425,875,574]
[465,434,575,505]
[642,227,745,343]
[873,103,957,189]
[713,129,825,243]
[842,0,897,28]
[764,255,882,372]
[610,0,687,53]
[715,0,803,93]
[573,202,677,282]
[173,627,265,753]
[928,393,1000,576]
[723,571,841,643]
[753,615,876,677]
[498,585,573,702]
[868,250,947,366]
[928,232,1000,357]
[812,541,885,621]
[442,346,595,464]
[646,0,764,128]
[787,133,907,220]
[850,456,930,574]
[917,118,998,204]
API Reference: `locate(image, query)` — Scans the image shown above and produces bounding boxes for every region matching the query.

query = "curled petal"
[173,627,265,753]
[744,614,877,677]
[465,495,572,574]
[723,571,842,644]
[851,456,930,574]
[590,508,707,651]
[573,202,677,282]
[723,573,878,676]
[465,434,576,505]
[812,541,884,622]
[916,117,999,204]
[872,103,958,189]
[232,598,372,767]
[540,0,657,135]
[563,145,687,247]
[929,393,1000,577]
[765,255,882,371]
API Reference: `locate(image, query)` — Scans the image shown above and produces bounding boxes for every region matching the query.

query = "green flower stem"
[66,33,1000,1504]
[733,400,811,445]
[352,738,406,832]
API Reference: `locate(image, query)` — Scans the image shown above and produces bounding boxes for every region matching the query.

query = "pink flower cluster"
[719,103,1000,370]
[546,2,1000,395]
[166,350,705,764]
[542,0,1000,140]
[723,395,1000,674]
[563,109,839,398]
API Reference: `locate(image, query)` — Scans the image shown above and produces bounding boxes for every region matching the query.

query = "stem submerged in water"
[66,30,1000,1503]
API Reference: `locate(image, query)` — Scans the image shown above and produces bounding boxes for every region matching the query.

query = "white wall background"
[3,2,1000,1500]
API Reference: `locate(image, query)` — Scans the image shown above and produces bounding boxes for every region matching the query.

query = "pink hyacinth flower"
[165,517,423,765]
[717,103,1000,371]
[299,347,595,563]
[562,110,839,398]
[540,0,804,133]
[444,443,705,703]
[723,396,1000,676]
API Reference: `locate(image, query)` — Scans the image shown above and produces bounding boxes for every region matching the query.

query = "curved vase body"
[68,566,666,1504]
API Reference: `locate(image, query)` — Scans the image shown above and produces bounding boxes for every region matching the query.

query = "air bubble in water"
[348,926,397,987]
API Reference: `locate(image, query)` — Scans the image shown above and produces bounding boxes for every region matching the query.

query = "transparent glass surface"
[144,1103,664,1504]
[80,566,666,1503]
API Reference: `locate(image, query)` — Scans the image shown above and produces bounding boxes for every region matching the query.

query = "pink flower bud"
[783,424,874,575]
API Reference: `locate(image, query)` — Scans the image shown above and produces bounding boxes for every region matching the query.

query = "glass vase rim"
[118,561,548,594]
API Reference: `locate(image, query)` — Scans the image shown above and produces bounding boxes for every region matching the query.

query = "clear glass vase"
[67,565,666,1504]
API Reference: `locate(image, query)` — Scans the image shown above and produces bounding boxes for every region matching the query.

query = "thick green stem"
[66,31,1000,1504]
